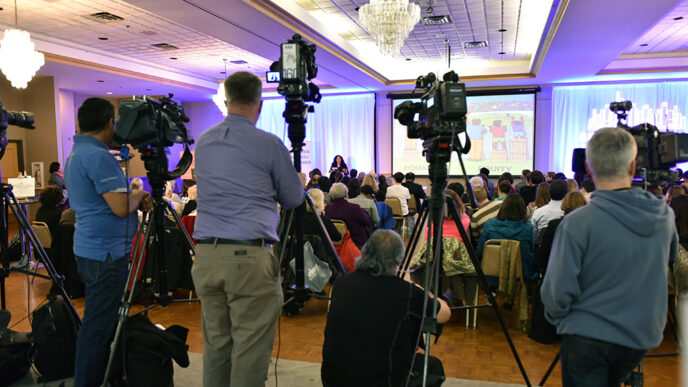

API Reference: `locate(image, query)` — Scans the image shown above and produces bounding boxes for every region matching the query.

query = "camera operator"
[64,98,153,387]
[541,127,678,386]
[322,230,450,386]
[191,71,304,386]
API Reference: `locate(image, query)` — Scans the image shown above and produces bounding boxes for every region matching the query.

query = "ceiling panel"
[0,0,273,80]
[623,0,688,54]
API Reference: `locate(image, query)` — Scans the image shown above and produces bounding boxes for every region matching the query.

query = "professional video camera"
[270,34,321,104]
[0,102,35,159]
[394,71,470,163]
[611,100,688,185]
[113,94,193,182]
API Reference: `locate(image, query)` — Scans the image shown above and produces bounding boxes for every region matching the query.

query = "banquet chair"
[331,220,348,246]
[385,197,405,238]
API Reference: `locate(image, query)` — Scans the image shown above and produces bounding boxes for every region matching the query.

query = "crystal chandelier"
[359,0,420,56]
[0,0,45,89]
[213,59,228,116]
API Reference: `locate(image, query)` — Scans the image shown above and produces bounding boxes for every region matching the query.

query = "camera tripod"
[102,171,196,385]
[276,100,345,314]
[396,132,531,386]
[0,183,80,322]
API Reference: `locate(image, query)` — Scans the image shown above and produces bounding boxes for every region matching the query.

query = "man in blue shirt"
[64,98,152,387]
[192,72,303,386]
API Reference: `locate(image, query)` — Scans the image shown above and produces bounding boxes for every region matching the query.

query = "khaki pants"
[192,243,282,387]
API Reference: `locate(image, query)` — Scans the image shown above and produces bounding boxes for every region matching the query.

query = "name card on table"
[8,177,36,198]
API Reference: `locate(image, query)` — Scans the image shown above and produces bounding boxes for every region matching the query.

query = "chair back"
[31,221,52,249]
[385,197,403,219]
[331,220,348,246]
[481,239,522,293]
[408,195,417,216]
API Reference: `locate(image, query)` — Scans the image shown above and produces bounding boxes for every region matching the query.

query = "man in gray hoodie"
[541,127,677,386]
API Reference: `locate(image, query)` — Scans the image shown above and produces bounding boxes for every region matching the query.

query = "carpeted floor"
[11,352,525,386]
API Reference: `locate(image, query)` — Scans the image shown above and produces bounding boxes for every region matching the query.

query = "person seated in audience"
[476,193,538,286]
[494,180,513,201]
[298,172,308,189]
[342,175,351,186]
[349,169,358,180]
[529,191,588,344]
[387,172,413,233]
[306,168,322,190]
[357,172,366,183]
[348,180,379,229]
[669,195,688,300]
[499,172,514,185]
[130,177,144,191]
[36,186,64,237]
[372,188,394,230]
[318,176,333,204]
[469,186,502,243]
[362,174,378,192]
[520,170,544,206]
[305,188,341,242]
[321,230,450,387]
[532,179,567,239]
[515,169,531,194]
[325,183,371,248]
[447,181,474,216]
[402,172,426,211]
[377,175,389,193]
[581,178,595,201]
[666,184,686,202]
[480,167,495,197]
[329,155,347,174]
[527,182,550,220]
[566,178,579,193]
[181,185,197,217]
[554,172,567,181]
[545,171,556,182]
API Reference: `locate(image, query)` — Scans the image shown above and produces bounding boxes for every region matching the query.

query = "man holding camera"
[541,127,677,386]
[192,72,304,386]
[65,98,152,387]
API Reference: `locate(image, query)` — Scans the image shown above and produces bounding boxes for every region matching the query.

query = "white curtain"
[552,81,688,176]
[256,93,375,174]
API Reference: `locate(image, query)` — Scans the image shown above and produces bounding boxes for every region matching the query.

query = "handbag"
[290,241,333,292]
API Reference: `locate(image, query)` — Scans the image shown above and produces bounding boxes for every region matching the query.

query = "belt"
[197,238,273,247]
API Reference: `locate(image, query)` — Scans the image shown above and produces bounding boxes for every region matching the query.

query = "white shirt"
[531,199,564,239]
[386,184,411,216]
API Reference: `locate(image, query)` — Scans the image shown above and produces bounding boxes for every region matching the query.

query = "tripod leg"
[304,194,344,273]
[397,203,429,278]
[164,201,195,254]
[539,351,560,386]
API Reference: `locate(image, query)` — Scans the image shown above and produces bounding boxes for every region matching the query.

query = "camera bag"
[0,310,32,385]
[31,294,80,382]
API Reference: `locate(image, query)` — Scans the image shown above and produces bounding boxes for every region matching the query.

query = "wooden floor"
[1,263,680,386]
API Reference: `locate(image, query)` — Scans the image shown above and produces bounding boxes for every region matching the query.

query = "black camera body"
[271,34,321,104]
[0,103,35,131]
[394,71,469,163]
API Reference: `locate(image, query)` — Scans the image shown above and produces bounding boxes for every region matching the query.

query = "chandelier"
[359,0,420,56]
[213,59,228,116]
[0,0,45,89]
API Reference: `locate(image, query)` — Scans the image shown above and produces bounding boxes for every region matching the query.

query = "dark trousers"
[560,334,646,387]
[74,254,128,387]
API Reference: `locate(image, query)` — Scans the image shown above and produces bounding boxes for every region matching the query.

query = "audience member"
[527,182,551,220]
[325,183,371,248]
[480,167,495,197]
[305,188,341,242]
[322,230,450,387]
[532,179,567,239]
[362,174,379,192]
[669,195,688,299]
[181,185,197,217]
[318,176,333,204]
[554,172,567,181]
[476,193,537,285]
[545,171,556,182]
[402,172,426,211]
[469,186,502,242]
[357,172,366,183]
[347,178,361,198]
[541,127,677,387]
[36,186,63,237]
[298,172,308,189]
[48,161,66,191]
[581,179,595,201]
[498,172,514,184]
[129,177,143,192]
[447,181,474,216]
[377,175,389,192]
[515,169,530,193]
[329,155,348,173]
[306,168,322,190]
[666,184,686,202]
[349,169,358,179]
[372,188,394,230]
[566,179,579,193]
[348,181,380,228]
[520,170,544,206]
[386,172,412,216]
[494,180,513,201]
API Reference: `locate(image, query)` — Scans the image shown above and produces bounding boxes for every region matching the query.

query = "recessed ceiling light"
[97,80,104,82]
[230,60,247,64]
[640,43,648,47]
[220,71,226,74]
[464,41,488,48]
[674,16,684,21]
[98,37,108,41]
[405,58,412,61]
[498,51,506,55]
[170,57,178,60]
[498,28,507,32]
[0,7,4,11]
[106,92,113,95]
[146,88,152,91]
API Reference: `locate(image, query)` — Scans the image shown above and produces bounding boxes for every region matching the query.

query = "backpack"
[31,294,80,382]
[0,310,32,385]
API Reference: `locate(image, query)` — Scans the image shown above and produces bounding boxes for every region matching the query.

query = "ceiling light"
[97,80,104,82]
[359,0,420,55]
[421,15,452,26]
[674,16,684,21]
[498,51,505,55]
[146,88,152,91]
[98,37,108,40]
[0,1,45,89]
[169,57,178,60]
[106,92,113,95]
[151,43,179,50]
[464,41,488,48]
[213,59,228,116]
[640,43,648,47]
[498,28,507,32]
[229,60,247,64]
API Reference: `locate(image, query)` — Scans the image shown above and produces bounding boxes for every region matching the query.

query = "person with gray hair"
[541,127,678,386]
[192,71,304,386]
[322,230,450,386]
[325,182,371,248]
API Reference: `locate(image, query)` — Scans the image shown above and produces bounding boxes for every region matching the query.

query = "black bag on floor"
[31,294,80,382]
[111,314,189,387]
[0,310,32,386]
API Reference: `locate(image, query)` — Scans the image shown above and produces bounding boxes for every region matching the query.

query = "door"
[1,141,20,183]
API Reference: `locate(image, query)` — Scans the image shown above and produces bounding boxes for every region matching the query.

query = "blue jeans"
[560,334,646,387]
[74,254,128,387]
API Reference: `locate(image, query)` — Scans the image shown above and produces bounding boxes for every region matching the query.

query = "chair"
[30,221,52,252]
[331,220,348,246]
[408,195,418,216]
[385,197,406,238]
[470,239,528,331]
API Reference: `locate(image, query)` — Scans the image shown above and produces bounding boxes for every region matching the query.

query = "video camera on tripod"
[0,103,35,159]
[610,101,688,185]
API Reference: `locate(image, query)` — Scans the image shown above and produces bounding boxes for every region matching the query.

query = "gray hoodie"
[541,187,677,349]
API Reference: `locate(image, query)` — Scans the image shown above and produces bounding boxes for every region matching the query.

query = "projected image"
[392,94,535,176]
